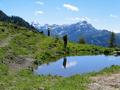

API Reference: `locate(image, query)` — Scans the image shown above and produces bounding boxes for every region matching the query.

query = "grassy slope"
[0,21,117,90]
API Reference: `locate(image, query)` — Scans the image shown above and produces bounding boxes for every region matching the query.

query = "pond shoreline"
[34,55,120,77]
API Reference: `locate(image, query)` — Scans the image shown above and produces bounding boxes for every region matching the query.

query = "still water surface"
[34,55,120,77]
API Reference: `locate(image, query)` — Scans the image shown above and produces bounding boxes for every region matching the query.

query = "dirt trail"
[0,35,15,47]
[8,57,34,72]
[0,34,34,72]
[0,34,20,47]
[0,36,12,47]
[88,74,120,90]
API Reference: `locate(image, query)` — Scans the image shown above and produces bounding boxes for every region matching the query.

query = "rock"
[38,87,45,90]
[113,51,120,56]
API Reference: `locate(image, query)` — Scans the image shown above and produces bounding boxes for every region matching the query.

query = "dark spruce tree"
[48,27,50,36]
[63,35,68,50]
[40,31,43,34]
[109,32,116,47]
[79,38,86,44]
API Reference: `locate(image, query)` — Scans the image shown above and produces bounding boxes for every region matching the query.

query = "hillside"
[0,19,115,89]
[1,0,120,89]
[0,21,112,65]
[35,21,120,47]
[0,10,34,29]
[0,10,116,90]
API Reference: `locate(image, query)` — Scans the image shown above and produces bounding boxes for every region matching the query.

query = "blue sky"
[0,0,120,32]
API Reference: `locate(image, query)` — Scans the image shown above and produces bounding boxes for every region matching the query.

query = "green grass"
[0,68,90,90]
[0,21,118,90]
[4,25,114,64]
[1,64,120,90]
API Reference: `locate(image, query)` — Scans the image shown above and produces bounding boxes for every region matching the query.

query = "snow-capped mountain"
[33,21,120,47]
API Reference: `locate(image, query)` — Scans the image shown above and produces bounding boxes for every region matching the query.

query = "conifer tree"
[109,32,116,47]
[63,35,68,49]
[79,38,86,44]
[48,27,50,36]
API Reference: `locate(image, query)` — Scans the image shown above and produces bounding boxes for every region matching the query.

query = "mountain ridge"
[34,21,120,47]
[0,10,34,29]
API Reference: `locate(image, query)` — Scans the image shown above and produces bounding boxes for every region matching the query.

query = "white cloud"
[110,14,118,18]
[35,11,44,15]
[66,61,77,68]
[67,16,91,21]
[35,1,44,5]
[63,4,79,12]
[62,61,77,68]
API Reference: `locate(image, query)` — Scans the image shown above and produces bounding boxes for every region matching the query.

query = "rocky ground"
[0,34,34,72]
[0,34,20,47]
[88,74,120,90]
[8,56,34,72]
